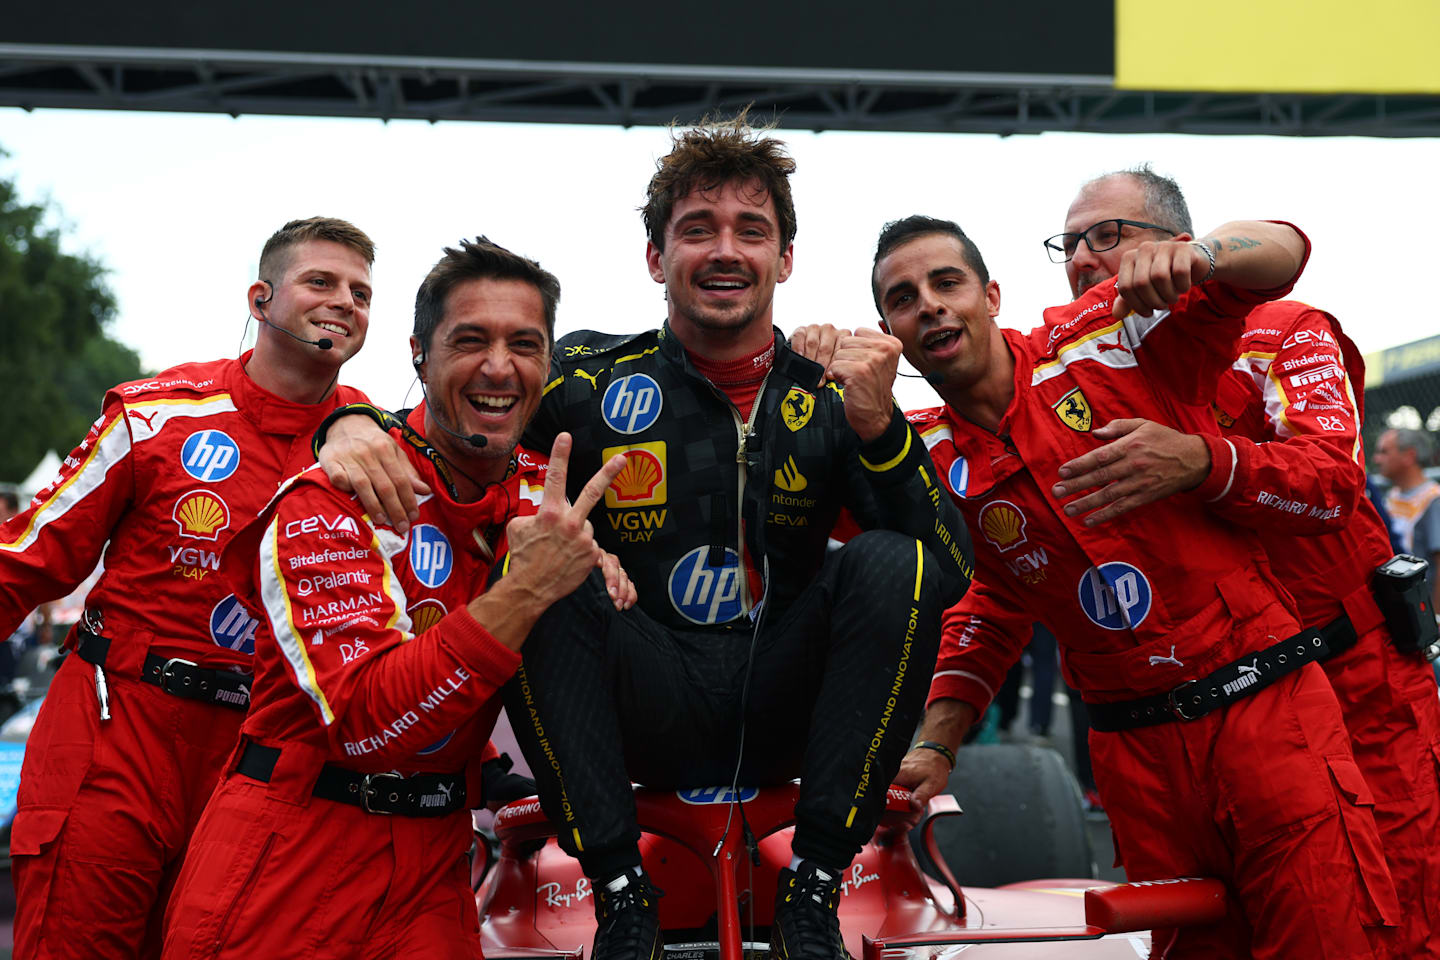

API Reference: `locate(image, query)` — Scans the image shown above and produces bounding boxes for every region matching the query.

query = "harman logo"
[668,546,745,625]
[601,374,663,435]
[409,525,453,588]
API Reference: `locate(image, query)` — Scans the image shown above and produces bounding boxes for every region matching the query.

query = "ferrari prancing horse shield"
[782,387,815,432]
[1052,387,1093,432]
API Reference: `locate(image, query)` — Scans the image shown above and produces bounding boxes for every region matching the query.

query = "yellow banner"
[1116,0,1440,93]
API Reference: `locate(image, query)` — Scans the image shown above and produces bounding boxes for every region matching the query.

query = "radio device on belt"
[1373,554,1440,661]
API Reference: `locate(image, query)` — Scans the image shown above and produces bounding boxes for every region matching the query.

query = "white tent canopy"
[18,450,61,500]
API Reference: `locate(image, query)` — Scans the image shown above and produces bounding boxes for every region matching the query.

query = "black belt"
[1088,628,1327,733]
[76,630,252,711]
[236,742,467,818]
[1317,613,1360,660]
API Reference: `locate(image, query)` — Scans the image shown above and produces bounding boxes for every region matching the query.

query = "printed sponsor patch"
[781,387,815,432]
[601,374,663,435]
[1077,562,1152,630]
[409,525,454,588]
[408,598,448,635]
[173,490,230,540]
[773,455,807,493]
[677,786,758,804]
[603,441,667,508]
[978,500,1027,552]
[210,594,260,655]
[181,429,241,482]
[947,456,970,498]
[1052,388,1093,432]
[668,546,744,625]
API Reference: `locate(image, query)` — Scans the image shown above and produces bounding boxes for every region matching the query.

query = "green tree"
[0,165,146,483]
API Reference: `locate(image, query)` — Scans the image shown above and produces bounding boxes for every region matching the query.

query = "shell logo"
[408,599,448,635]
[602,441,667,508]
[978,500,1027,552]
[173,490,231,541]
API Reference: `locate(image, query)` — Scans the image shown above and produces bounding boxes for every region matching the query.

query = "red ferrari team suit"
[162,405,545,959]
[1198,303,1440,956]
[0,355,367,958]
[916,256,1400,958]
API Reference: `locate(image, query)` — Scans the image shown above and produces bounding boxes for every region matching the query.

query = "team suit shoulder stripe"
[260,517,336,725]
[0,415,130,552]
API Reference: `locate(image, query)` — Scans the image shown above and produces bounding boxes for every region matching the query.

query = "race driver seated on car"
[315,112,974,960]
[162,238,631,960]
[800,214,1399,959]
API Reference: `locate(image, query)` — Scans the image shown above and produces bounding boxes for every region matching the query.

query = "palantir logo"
[409,524,453,588]
[210,594,260,655]
[668,546,744,624]
[181,430,241,482]
[1077,562,1152,630]
[601,374,663,435]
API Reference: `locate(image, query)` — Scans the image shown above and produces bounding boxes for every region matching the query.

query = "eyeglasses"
[1043,219,1177,264]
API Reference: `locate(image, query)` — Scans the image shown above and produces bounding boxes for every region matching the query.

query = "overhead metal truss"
[4,44,1440,138]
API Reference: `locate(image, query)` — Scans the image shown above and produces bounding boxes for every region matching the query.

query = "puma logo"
[1237,658,1260,677]
[573,369,601,390]
[1096,336,1132,354]
[127,410,159,430]
[1148,645,1184,667]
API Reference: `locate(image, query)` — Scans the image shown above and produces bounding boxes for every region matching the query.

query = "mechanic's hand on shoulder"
[502,434,627,611]
[319,414,430,535]
[598,550,637,611]
[895,747,952,829]
[1052,418,1211,526]
[1111,239,1211,320]
[789,324,852,386]
[827,327,903,443]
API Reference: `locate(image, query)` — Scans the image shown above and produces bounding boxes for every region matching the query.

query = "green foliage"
[0,167,146,482]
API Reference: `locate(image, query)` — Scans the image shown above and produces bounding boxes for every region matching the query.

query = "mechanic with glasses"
[1044,217,1176,264]
[1037,165,1440,959]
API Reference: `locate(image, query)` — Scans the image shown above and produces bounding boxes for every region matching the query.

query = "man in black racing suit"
[318,113,973,960]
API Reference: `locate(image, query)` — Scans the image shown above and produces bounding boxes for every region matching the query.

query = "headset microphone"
[253,286,333,351]
[412,353,487,448]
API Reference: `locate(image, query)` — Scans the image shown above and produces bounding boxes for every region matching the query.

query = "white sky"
[1,107,1436,417]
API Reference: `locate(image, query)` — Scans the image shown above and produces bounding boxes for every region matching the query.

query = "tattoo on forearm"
[1224,236,1262,251]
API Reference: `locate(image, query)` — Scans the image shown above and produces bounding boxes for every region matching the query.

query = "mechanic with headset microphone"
[163,237,633,959]
[0,218,392,957]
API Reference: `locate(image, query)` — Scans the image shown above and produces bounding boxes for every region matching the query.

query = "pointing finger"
[572,453,627,517]
[542,433,573,507]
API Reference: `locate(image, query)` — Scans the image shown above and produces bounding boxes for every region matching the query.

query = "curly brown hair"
[642,108,797,251]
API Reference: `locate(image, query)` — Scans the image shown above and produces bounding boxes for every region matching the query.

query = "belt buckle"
[160,657,199,695]
[1167,679,1202,721]
[361,772,404,815]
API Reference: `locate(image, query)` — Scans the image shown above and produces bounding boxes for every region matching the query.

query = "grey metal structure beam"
[3,44,1439,138]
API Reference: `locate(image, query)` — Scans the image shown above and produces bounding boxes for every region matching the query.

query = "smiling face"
[646,177,793,354]
[259,239,372,364]
[874,232,1002,392]
[415,277,551,483]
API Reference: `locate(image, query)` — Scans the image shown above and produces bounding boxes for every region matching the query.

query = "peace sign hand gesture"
[468,433,628,650]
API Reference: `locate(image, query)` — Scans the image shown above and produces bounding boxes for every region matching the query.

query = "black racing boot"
[591,869,664,960]
[770,861,850,960]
